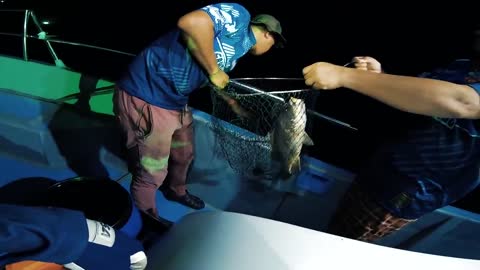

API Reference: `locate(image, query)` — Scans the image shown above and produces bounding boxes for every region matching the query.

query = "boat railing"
[0,9,135,69]
[0,9,359,130]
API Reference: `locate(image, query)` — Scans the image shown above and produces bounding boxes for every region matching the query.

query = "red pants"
[113,88,194,216]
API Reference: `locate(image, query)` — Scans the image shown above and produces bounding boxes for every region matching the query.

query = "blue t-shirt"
[117,3,256,110]
[0,204,88,266]
[0,204,146,270]
[357,59,480,219]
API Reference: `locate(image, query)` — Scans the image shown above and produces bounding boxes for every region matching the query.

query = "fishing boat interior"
[1,9,480,269]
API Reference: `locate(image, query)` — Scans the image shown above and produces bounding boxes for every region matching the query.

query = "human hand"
[353,56,382,73]
[209,69,230,90]
[302,62,345,90]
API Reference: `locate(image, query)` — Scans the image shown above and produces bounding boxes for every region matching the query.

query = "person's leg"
[162,106,205,209]
[113,88,178,217]
[327,182,416,242]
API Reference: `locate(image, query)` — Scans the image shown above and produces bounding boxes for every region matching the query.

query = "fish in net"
[208,78,317,180]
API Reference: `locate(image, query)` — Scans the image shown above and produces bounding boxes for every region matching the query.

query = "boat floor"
[0,152,343,231]
[4,151,480,262]
[1,86,480,261]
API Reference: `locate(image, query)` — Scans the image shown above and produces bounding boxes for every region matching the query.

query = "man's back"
[117,3,256,110]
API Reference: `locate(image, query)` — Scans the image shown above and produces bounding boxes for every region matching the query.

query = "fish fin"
[303,132,314,146]
[288,156,302,175]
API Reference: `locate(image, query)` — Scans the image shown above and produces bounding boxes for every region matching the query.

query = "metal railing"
[0,9,135,68]
[0,9,357,130]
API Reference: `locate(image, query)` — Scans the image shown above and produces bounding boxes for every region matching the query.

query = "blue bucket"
[296,156,355,194]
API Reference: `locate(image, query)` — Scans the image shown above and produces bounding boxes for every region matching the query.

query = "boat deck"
[1,85,480,261]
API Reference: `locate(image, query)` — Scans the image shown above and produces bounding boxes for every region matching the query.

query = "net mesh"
[209,78,317,179]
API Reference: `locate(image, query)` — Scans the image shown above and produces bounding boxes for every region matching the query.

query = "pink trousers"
[113,88,194,216]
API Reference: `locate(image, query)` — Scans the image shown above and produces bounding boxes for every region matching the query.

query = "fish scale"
[270,97,314,179]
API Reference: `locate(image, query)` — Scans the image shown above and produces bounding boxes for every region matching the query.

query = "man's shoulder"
[201,2,251,19]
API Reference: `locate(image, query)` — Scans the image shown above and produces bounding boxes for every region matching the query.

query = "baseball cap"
[251,14,286,48]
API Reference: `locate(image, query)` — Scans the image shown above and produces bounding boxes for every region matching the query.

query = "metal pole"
[229,80,285,102]
[29,11,64,67]
[0,32,136,57]
[229,79,358,131]
[22,10,29,61]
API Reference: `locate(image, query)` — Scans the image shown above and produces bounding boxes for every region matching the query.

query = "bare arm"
[340,68,480,119]
[177,10,219,76]
[304,62,480,119]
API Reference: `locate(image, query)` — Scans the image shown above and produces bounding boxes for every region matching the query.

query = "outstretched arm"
[303,62,480,119]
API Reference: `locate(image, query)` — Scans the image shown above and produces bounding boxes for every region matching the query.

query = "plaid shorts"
[327,182,416,242]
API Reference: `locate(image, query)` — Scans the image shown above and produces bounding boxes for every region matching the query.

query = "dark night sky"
[2,0,477,78]
[1,0,478,170]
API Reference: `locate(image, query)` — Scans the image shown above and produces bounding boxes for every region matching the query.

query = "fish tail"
[288,156,301,175]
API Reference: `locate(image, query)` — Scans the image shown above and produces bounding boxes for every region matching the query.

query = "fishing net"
[209,78,318,179]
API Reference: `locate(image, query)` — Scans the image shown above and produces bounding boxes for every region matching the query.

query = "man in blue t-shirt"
[302,26,480,242]
[114,3,286,220]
